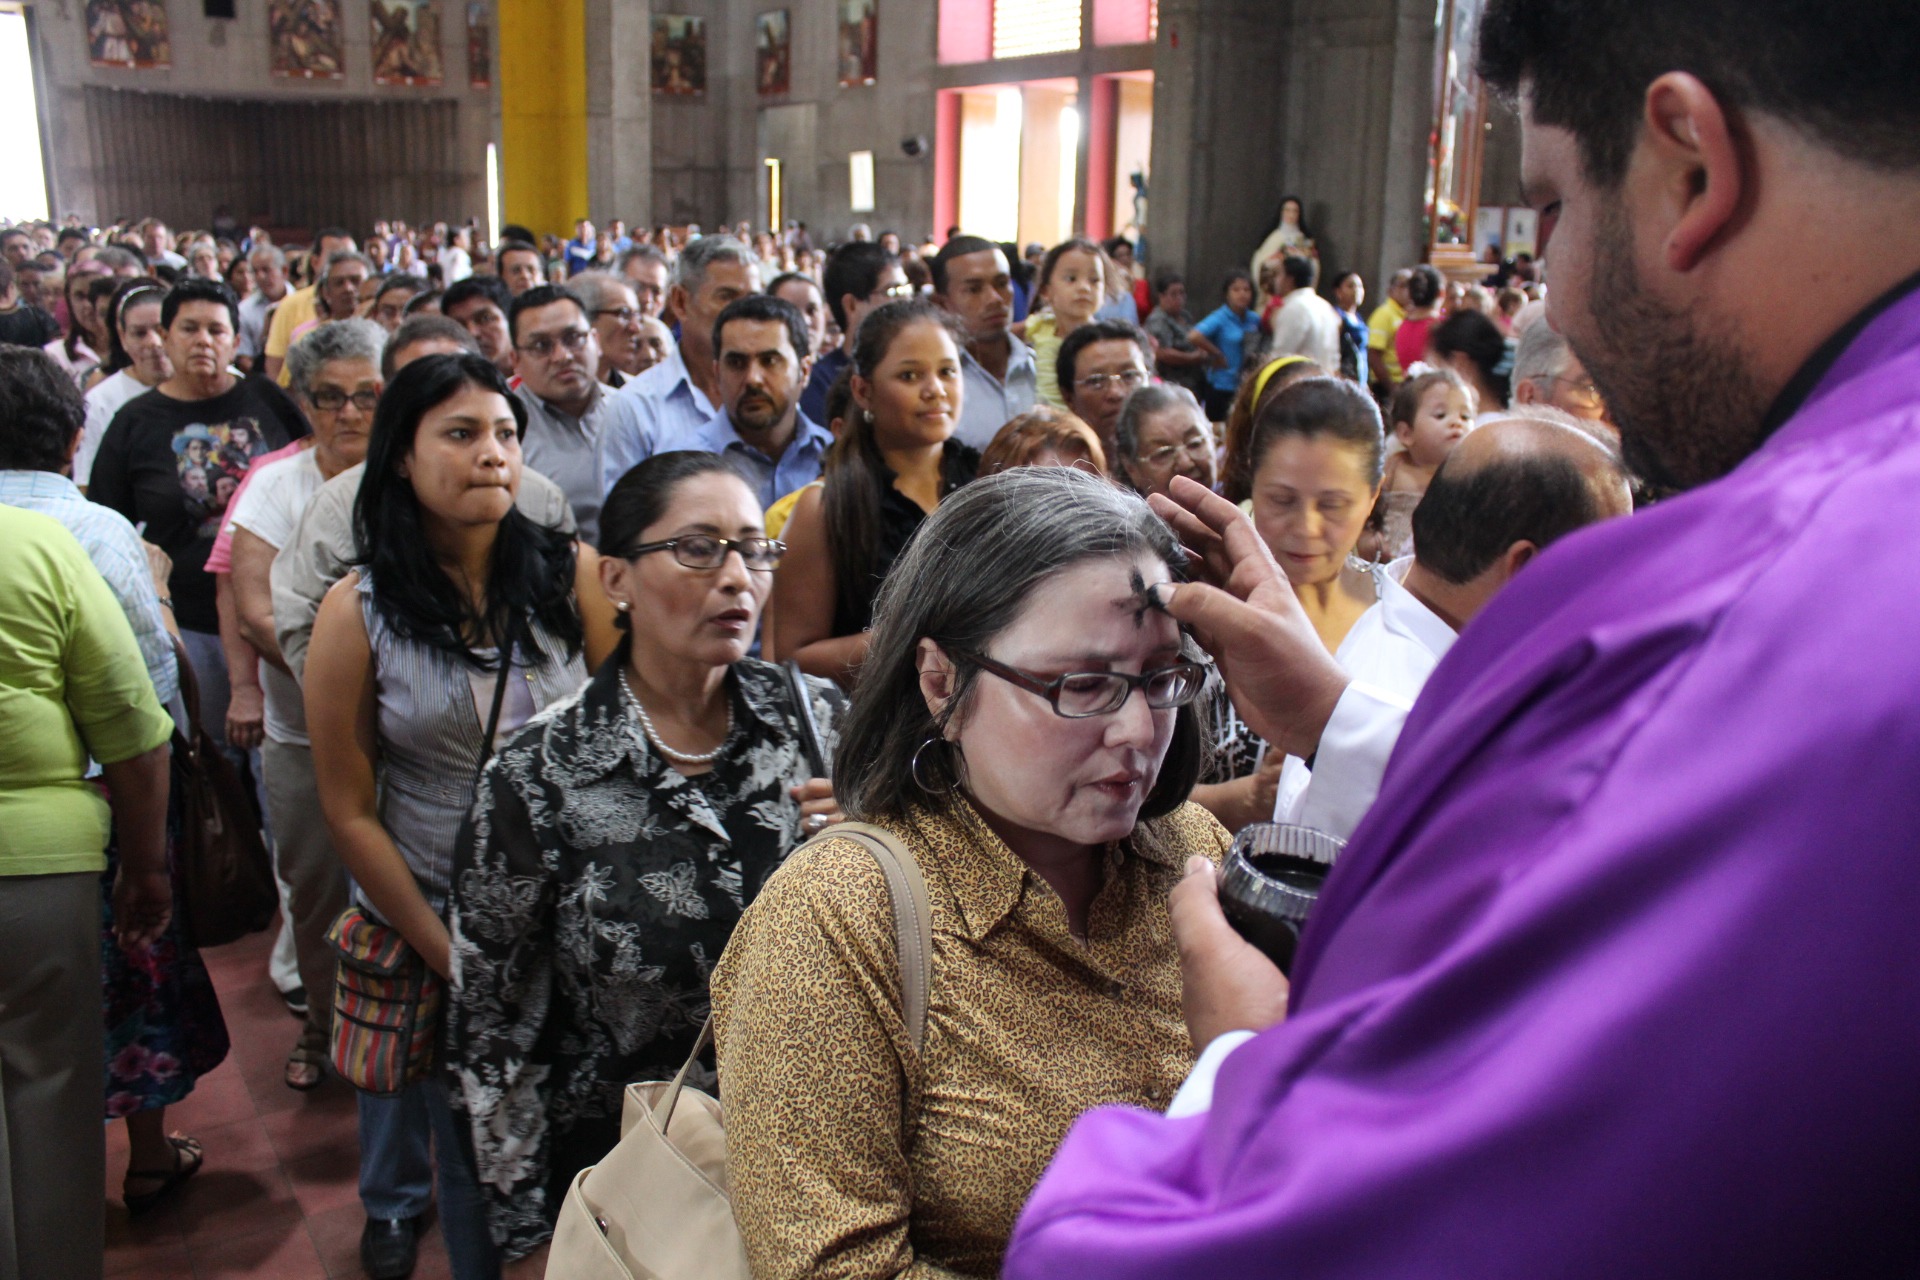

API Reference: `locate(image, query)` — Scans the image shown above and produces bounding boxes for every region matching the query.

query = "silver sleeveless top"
[356,573,587,912]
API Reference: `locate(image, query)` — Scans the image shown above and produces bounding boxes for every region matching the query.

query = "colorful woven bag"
[327,906,443,1096]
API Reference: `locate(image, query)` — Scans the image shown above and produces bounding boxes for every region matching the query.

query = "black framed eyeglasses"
[593,306,641,325]
[517,328,592,359]
[308,387,380,413]
[624,535,785,572]
[959,651,1210,719]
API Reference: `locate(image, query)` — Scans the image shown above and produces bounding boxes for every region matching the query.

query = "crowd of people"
[0,200,1620,1278]
[5,1,1918,1275]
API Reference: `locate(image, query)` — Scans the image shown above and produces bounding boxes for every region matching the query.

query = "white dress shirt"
[1171,559,1454,1120]
[1265,286,1343,374]
[1275,558,1457,840]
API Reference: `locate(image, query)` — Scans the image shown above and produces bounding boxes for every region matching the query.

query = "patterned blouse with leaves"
[443,650,845,1256]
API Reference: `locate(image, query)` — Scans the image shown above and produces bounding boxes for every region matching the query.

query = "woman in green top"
[0,502,173,1279]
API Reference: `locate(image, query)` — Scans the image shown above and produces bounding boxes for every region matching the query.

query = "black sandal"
[123,1133,203,1217]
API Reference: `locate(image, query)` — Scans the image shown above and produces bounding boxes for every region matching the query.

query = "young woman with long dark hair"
[305,353,617,1279]
[768,299,979,686]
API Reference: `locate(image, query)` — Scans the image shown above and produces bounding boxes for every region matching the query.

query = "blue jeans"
[358,1078,500,1279]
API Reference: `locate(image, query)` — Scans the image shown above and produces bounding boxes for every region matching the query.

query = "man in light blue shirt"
[605,235,763,492]
[652,294,830,511]
[934,236,1039,450]
[0,348,179,706]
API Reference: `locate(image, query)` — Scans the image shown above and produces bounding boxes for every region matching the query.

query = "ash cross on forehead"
[1125,565,1173,629]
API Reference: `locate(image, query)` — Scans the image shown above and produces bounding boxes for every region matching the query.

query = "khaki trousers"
[0,871,105,1280]
[259,738,350,1058]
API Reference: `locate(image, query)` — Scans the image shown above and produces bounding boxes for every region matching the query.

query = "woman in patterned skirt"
[443,451,845,1258]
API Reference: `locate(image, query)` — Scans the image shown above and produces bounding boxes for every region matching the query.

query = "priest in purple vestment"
[1004,1,1920,1276]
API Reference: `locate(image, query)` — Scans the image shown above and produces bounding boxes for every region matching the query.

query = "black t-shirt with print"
[88,378,309,633]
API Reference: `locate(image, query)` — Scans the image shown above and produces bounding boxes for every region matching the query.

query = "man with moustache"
[1007,1,1920,1276]
[604,235,763,485]
[508,284,643,545]
[652,294,829,510]
[1056,320,1153,459]
[933,235,1038,449]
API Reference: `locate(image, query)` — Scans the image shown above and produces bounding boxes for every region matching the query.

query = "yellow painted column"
[498,0,589,239]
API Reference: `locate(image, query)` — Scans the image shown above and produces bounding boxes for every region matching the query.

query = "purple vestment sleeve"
[1005,288,1920,1278]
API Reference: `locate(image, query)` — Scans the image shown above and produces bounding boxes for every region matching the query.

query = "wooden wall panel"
[83,87,466,235]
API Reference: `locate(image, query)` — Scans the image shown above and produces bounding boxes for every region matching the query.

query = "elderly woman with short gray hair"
[215,317,388,1091]
[1113,382,1218,500]
[713,465,1231,1280]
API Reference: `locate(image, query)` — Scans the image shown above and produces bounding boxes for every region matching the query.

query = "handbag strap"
[473,613,525,786]
[832,822,933,1051]
[652,821,934,1128]
[782,659,829,779]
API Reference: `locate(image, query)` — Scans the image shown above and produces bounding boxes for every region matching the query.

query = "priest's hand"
[1147,476,1350,760]
[1172,856,1290,1049]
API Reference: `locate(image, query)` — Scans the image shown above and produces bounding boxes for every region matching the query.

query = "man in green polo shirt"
[0,504,173,1279]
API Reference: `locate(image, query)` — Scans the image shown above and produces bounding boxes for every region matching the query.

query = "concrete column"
[1150,0,1439,303]
[585,0,651,227]
[1147,0,1293,306]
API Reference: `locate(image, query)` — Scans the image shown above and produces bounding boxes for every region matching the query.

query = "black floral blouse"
[443,649,845,1256]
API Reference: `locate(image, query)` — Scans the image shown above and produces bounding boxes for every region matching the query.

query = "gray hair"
[321,249,372,282]
[831,465,1204,827]
[565,270,632,315]
[94,246,141,273]
[673,234,755,291]
[618,244,667,274]
[286,318,387,401]
[250,244,286,270]
[1512,318,1575,390]
[1114,383,1204,461]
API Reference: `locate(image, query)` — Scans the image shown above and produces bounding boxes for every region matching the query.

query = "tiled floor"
[104,922,548,1279]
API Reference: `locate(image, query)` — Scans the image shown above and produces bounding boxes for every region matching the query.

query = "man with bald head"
[1279,407,1633,837]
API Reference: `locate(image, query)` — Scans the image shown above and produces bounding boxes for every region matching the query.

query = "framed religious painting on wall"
[467,1,491,89]
[837,0,875,87]
[651,14,707,96]
[268,0,344,79]
[88,0,171,70]
[372,0,445,86]
[756,10,791,96]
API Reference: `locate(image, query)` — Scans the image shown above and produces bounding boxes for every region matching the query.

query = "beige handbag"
[545,822,934,1280]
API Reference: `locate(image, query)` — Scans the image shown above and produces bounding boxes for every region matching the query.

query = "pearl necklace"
[619,670,730,765]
